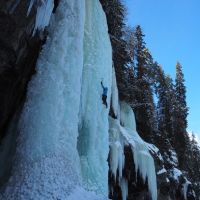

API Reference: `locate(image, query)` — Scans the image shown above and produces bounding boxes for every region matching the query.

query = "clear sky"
[124,0,200,136]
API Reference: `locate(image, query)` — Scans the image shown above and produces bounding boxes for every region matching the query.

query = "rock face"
[149,145,197,200]
[0,0,42,139]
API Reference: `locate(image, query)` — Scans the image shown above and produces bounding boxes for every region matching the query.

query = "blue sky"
[124,0,200,136]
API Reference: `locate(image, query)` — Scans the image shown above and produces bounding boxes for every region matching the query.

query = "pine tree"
[173,62,189,168]
[134,26,146,79]
[156,67,175,141]
[154,66,178,166]
[132,26,157,142]
[175,62,188,127]
[100,0,130,100]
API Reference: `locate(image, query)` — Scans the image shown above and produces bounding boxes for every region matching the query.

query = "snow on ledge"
[171,167,182,180]
[157,167,167,175]
[146,143,164,162]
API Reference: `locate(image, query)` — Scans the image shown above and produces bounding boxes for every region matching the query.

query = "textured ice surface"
[1,0,85,199]
[120,101,136,132]
[67,186,106,200]
[1,0,112,199]
[77,0,112,195]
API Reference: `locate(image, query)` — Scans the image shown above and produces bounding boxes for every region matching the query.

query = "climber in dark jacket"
[101,81,108,108]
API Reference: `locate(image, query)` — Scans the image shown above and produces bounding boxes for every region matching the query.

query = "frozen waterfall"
[0,0,158,199]
[0,0,111,199]
[77,0,112,195]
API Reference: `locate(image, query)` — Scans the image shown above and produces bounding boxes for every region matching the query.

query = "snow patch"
[157,167,167,175]
[171,167,182,180]
[188,131,200,150]
[147,143,164,162]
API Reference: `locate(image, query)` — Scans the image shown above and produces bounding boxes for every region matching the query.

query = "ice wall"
[77,0,112,195]
[0,0,112,199]
[1,0,85,199]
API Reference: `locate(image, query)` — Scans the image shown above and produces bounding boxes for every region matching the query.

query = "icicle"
[111,67,119,117]
[27,0,35,16]
[120,178,128,200]
[109,100,157,200]
[13,0,55,34]
[32,0,54,35]
[120,101,136,132]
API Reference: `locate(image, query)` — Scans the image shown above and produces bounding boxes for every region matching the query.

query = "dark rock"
[0,0,42,139]
[108,145,151,200]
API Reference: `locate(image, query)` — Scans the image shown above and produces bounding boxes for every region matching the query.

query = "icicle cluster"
[13,0,54,34]
[109,69,157,200]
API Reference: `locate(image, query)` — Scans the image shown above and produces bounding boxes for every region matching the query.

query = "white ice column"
[77,0,112,196]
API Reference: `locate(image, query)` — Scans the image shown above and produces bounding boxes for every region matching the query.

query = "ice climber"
[101,81,108,108]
